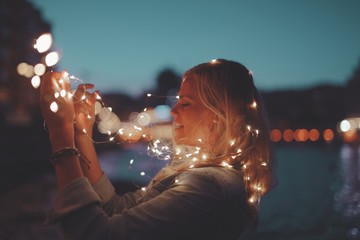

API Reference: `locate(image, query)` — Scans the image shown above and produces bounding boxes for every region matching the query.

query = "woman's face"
[170,78,215,147]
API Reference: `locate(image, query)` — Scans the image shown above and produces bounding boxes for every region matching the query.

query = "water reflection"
[335,143,360,217]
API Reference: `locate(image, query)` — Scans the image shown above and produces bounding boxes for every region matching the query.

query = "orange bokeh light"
[309,129,320,141]
[297,129,309,142]
[283,129,294,142]
[270,129,282,142]
[323,129,334,142]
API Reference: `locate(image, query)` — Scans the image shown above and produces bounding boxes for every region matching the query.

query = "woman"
[40,59,273,239]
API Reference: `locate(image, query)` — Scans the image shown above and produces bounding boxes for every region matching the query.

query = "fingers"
[73,84,96,102]
[40,71,98,108]
[75,103,94,117]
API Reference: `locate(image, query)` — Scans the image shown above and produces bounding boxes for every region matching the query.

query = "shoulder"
[175,166,246,200]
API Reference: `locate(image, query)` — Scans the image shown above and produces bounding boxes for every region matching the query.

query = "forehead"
[178,78,196,97]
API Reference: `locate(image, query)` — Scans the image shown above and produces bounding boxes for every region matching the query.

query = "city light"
[269,128,335,143]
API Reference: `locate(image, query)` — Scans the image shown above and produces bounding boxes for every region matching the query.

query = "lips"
[174,122,183,129]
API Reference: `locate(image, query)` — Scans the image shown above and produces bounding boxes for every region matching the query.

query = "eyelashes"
[181,103,190,108]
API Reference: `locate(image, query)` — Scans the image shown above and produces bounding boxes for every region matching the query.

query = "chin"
[173,138,201,148]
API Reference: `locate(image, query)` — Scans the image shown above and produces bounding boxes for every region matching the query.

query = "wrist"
[49,124,75,152]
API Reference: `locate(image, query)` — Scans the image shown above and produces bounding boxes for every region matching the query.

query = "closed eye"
[181,103,190,108]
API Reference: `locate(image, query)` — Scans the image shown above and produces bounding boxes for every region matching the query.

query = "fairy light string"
[20,33,269,205]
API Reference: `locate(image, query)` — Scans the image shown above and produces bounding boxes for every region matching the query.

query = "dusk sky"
[30,0,360,96]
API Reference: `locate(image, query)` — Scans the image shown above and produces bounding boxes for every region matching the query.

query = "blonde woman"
[40,59,273,240]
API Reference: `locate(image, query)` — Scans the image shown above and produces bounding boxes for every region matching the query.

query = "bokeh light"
[34,33,52,53]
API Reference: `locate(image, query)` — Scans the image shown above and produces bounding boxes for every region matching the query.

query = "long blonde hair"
[152,59,272,223]
[185,59,272,195]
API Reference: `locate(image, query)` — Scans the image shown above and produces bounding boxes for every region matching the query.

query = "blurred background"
[1,0,360,239]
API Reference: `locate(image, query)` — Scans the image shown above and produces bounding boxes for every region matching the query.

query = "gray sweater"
[46,166,251,240]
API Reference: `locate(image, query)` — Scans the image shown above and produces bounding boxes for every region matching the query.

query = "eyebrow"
[178,95,194,100]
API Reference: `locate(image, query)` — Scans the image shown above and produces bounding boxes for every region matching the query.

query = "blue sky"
[30,0,360,96]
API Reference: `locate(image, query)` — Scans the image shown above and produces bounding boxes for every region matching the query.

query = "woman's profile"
[40,59,273,239]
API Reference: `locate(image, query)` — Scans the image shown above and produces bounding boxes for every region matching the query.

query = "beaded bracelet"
[49,147,80,165]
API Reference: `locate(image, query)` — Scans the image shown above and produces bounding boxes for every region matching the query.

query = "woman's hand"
[40,71,76,151]
[72,84,98,138]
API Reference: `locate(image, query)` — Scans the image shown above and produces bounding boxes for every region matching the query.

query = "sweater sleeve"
[46,168,246,240]
[92,174,144,215]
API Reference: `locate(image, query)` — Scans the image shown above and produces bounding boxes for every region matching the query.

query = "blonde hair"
[152,59,272,226]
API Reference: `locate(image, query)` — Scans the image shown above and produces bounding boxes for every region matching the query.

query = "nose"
[170,103,178,117]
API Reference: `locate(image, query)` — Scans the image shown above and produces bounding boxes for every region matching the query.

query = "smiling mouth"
[174,123,183,129]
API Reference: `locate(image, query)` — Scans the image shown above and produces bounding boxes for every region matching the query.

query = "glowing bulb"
[250,101,257,109]
[211,59,217,63]
[34,33,52,53]
[140,172,145,176]
[175,179,179,183]
[83,129,87,134]
[254,185,262,191]
[130,159,134,164]
[31,75,41,89]
[45,52,59,67]
[50,101,58,113]
[54,92,60,98]
[141,187,146,191]
[134,125,142,131]
[60,89,67,97]
[62,71,69,78]
[34,63,46,76]
[230,140,235,146]
[147,93,152,97]
[175,148,182,155]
